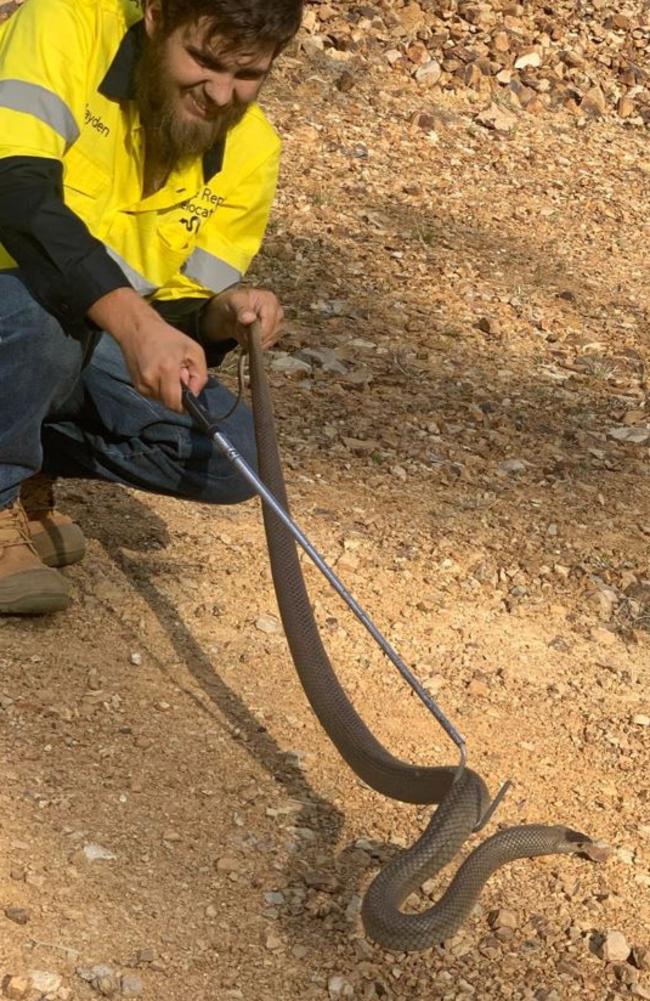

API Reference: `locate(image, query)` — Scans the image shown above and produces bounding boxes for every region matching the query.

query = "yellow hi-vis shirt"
[0,0,281,307]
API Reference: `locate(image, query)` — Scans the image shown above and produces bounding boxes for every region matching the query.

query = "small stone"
[269,353,311,376]
[265,931,284,951]
[476,315,501,335]
[618,95,635,118]
[96,975,120,997]
[581,84,607,117]
[499,458,528,475]
[608,425,650,444]
[489,908,519,930]
[633,714,650,727]
[83,843,117,862]
[414,59,442,85]
[215,856,242,874]
[476,102,517,133]
[255,614,281,634]
[590,626,617,646]
[162,830,181,843]
[120,974,144,997]
[514,48,542,69]
[302,870,339,892]
[336,70,355,93]
[205,904,218,918]
[4,906,30,925]
[2,976,31,1000]
[29,972,62,994]
[328,975,353,1000]
[76,965,115,985]
[600,930,631,963]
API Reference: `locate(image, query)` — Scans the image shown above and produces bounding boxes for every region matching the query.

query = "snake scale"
[245,327,594,952]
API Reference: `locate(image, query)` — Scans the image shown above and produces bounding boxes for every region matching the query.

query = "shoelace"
[0,502,38,551]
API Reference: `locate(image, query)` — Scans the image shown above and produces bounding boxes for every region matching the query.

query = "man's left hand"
[203,286,284,350]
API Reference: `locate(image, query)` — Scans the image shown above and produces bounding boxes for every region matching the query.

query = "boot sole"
[0,569,71,614]
[30,525,86,569]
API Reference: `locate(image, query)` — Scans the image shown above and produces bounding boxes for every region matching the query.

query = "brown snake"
[210,328,598,951]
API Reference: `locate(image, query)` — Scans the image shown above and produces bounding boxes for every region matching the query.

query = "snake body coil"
[246,332,592,951]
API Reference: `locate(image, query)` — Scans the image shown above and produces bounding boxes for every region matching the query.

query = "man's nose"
[204,74,235,107]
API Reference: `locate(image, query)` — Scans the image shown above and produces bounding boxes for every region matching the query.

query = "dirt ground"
[2,4,650,1001]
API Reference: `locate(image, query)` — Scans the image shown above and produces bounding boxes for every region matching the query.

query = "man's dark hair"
[159,0,303,54]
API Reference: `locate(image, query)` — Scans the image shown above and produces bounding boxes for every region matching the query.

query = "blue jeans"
[0,272,257,509]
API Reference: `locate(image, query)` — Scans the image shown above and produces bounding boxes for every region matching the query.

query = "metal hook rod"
[183,387,467,769]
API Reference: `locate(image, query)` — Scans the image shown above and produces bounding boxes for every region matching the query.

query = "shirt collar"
[98,21,225,183]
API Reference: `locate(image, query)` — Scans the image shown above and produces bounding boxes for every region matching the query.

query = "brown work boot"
[0,500,71,613]
[21,473,86,568]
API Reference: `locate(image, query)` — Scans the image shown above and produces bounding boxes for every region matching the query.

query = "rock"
[215,856,243,874]
[4,906,30,925]
[95,975,121,997]
[514,48,542,69]
[499,458,528,475]
[590,626,617,646]
[254,614,281,634]
[618,95,635,118]
[302,870,339,893]
[265,931,284,950]
[414,59,442,85]
[83,843,117,862]
[631,946,649,970]
[476,102,517,133]
[328,975,354,1000]
[600,930,631,963]
[581,85,607,117]
[269,353,311,376]
[489,908,519,930]
[2,976,31,1000]
[476,315,501,335]
[29,972,62,994]
[120,974,144,997]
[608,426,650,444]
[336,70,355,93]
[76,965,115,984]
[633,714,650,727]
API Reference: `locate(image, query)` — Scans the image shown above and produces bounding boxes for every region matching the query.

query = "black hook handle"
[181,385,219,436]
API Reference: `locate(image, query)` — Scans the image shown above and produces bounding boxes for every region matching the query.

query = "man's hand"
[88,287,208,413]
[202,286,284,350]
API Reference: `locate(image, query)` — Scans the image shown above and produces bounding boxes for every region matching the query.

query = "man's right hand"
[87,288,208,413]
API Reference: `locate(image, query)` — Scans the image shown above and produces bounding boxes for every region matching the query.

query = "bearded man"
[0,0,303,613]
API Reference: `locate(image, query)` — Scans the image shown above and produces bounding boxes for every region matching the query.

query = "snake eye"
[564,828,591,845]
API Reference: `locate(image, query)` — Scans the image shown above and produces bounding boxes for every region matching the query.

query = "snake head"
[559,828,611,862]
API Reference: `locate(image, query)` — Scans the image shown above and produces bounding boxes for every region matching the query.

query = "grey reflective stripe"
[0,79,79,146]
[183,248,241,292]
[105,246,158,296]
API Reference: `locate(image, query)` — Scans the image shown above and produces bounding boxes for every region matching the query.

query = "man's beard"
[135,33,249,172]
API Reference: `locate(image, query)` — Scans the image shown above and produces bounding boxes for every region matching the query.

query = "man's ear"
[142,0,163,38]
